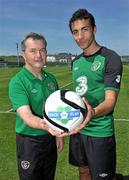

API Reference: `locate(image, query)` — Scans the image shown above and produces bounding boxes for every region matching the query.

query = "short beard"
[82,36,95,52]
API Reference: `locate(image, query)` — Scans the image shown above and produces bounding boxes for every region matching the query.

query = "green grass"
[0,113,18,180]
[0,65,129,179]
[114,65,129,118]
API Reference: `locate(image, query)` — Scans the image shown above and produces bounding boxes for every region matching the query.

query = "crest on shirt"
[48,82,56,91]
[21,160,30,170]
[91,61,101,71]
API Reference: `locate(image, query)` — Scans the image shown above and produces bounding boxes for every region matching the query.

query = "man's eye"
[29,49,46,53]
[82,28,88,32]
[40,49,46,53]
[30,49,36,53]
[72,31,78,35]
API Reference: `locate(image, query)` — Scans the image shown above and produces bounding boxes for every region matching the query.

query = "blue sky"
[0,0,129,56]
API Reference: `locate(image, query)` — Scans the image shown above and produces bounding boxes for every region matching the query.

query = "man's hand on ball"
[40,119,62,136]
[69,98,95,135]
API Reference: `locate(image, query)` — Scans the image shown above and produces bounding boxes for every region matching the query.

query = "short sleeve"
[9,78,29,111]
[104,51,123,91]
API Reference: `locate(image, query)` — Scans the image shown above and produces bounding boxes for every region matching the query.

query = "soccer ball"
[43,89,87,132]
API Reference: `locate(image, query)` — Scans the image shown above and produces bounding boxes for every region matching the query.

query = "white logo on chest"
[76,76,88,96]
[31,89,38,93]
[91,61,101,71]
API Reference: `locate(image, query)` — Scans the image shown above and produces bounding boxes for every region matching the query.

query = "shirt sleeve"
[9,77,29,111]
[104,51,123,91]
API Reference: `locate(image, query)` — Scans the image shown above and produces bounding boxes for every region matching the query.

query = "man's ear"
[93,26,97,34]
[22,51,25,60]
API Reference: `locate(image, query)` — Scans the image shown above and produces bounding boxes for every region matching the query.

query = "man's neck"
[25,65,42,80]
[83,41,101,56]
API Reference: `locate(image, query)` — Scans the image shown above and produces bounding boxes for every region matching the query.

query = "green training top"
[9,66,59,136]
[72,47,123,137]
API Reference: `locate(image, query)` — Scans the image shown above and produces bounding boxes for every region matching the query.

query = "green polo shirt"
[9,66,59,136]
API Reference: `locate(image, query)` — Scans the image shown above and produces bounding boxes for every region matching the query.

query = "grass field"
[0,65,129,180]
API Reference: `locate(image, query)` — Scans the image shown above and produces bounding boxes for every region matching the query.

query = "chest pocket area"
[43,81,58,99]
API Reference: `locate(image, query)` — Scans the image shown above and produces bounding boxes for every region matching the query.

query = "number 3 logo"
[76,76,88,96]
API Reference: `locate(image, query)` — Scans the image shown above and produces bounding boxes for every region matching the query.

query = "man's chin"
[78,44,88,50]
[34,63,44,68]
[81,47,88,51]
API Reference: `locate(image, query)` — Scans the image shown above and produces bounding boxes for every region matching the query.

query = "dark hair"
[69,9,96,32]
[21,32,47,51]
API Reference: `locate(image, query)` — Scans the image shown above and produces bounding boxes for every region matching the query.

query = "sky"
[0,0,129,56]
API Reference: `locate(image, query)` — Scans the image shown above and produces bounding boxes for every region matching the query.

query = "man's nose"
[78,30,83,39]
[36,50,42,57]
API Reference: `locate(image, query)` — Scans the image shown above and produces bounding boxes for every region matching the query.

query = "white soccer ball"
[43,90,87,132]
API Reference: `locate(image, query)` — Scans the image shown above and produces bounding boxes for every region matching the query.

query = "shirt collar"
[22,66,47,80]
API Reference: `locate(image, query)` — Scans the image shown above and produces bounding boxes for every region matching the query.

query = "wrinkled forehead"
[24,38,46,49]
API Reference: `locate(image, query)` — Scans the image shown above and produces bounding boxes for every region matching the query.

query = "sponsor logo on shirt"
[76,76,88,96]
[73,67,79,71]
[31,89,38,93]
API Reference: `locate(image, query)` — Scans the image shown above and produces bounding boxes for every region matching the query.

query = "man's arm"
[94,90,118,117]
[69,90,118,135]
[17,105,62,136]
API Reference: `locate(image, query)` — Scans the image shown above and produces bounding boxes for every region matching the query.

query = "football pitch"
[0,65,129,179]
